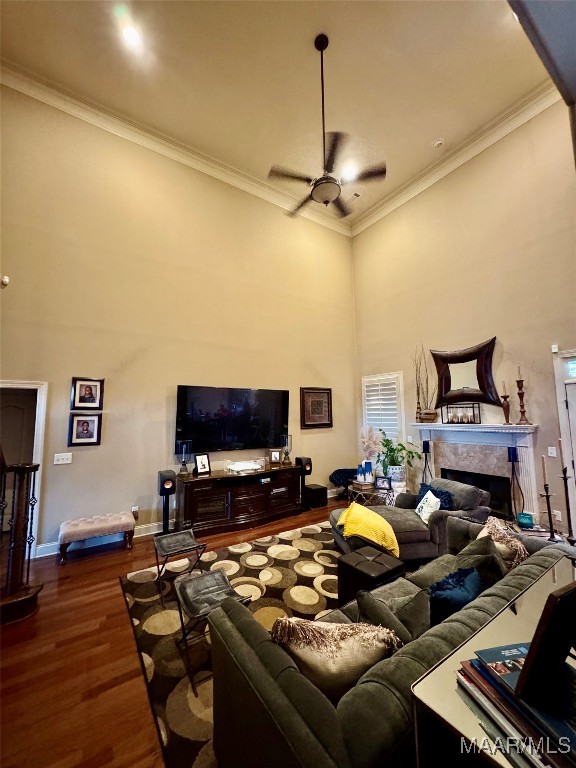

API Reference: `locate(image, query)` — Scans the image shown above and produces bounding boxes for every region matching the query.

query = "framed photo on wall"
[68,414,102,446]
[300,387,333,429]
[195,453,211,475]
[70,377,104,410]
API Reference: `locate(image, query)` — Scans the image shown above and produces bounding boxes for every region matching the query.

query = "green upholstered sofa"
[207,519,575,768]
[330,478,493,561]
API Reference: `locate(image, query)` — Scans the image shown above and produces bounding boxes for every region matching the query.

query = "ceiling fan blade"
[268,166,314,184]
[353,162,387,183]
[324,132,346,174]
[332,196,350,218]
[288,195,312,217]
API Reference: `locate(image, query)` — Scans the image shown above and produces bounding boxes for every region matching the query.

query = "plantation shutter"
[362,373,405,442]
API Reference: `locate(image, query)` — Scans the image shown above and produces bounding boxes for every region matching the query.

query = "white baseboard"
[33,520,164,558]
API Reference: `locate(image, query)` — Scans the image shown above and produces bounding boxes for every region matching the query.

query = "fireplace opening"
[440,468,512,520]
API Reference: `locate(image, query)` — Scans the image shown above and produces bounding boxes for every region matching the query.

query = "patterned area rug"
[120,521,339,768]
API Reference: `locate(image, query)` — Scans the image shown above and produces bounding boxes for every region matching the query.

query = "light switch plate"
[54,452,72,464]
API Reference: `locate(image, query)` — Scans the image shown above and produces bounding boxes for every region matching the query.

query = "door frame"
[552,350,576,531]
[0,380,48,557]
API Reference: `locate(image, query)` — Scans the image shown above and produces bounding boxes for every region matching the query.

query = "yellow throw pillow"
[337,501,400,558]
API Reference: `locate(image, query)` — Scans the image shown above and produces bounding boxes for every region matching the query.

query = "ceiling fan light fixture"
[311,177,341,204]
[268,32,386,219]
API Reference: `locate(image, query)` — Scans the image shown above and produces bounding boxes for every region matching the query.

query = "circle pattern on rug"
[239,552,273,569]
[267,544,300,560]
[142,607,181,636]
[228,542,253,554]
[293,560,324,578]
[209,559,241,576]
[282,585,326,615]
[313,549,340,567]
[313,574,338,598]
[229,576,266,601]
[258,566,298,589]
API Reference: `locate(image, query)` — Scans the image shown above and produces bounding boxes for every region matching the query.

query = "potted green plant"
[377,430,422,483]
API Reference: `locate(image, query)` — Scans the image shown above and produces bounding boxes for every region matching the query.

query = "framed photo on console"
[70,377,104,410]
[300,387,333,429]
[375,476,392,490]
[269,448,282,466]
[68,414,102,446]
[195,453,211,475]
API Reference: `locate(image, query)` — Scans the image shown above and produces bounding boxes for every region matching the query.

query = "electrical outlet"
[553,510,562,521]
[131,506,139,520]
[547,446,557,458]
[54,452,72,465]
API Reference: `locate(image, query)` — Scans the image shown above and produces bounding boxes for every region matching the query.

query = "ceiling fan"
[268,34,387,218]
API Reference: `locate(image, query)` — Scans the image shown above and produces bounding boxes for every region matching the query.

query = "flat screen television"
[175,385,289,454]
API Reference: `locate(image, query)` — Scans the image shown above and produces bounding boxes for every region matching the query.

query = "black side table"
[154,529,206,604]
[337,545,405,606]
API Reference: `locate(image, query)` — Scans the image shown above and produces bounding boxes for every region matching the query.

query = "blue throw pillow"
[429,567,485,625]
[416,483,453,511]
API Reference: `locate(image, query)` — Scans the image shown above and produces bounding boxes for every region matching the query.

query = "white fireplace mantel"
[412,423,538,447]
[411,422,540,517]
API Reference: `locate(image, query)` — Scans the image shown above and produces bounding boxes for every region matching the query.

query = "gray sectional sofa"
[207,518,576,768]
[330,478,492,561]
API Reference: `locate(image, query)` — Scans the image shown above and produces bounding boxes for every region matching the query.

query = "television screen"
[175,385,289,454]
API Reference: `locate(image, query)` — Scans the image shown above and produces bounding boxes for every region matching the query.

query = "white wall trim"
[1,66,559,238]
[1,379,48,557]
[0,66,350,237]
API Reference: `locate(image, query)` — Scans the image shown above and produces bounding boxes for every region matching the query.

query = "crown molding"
[1,67,559,239]
[0,66,351,237]
[351,82,560,236]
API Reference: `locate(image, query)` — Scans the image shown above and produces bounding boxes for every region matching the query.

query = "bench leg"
[59,543,70,565]
[124,530,134,550]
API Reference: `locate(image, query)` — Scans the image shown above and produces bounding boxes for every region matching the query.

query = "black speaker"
[295,457,312,475]
[422,440,430,454]
[508,447,518,463]
[295,457,313,510]
[159,470,177,496]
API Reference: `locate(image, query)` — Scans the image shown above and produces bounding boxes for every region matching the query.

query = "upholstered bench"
[58,512,135,564]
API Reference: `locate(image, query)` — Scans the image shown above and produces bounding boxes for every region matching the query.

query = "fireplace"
[440,468,512,519]
[412,423,539,520]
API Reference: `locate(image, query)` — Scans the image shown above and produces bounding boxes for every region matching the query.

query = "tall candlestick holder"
[560,466,575,547]
[515,379,531,425]
[540,483,563,542]
[501,395,510,424]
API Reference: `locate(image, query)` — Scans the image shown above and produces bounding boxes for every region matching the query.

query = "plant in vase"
[377,430,422,484]
[413,344,438,422]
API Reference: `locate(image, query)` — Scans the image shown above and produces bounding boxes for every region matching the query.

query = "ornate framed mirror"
[431,337,501,407]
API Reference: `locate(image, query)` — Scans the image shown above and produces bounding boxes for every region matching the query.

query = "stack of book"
[457,643,576,768]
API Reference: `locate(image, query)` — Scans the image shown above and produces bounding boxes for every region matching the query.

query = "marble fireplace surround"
[412,423,539,519]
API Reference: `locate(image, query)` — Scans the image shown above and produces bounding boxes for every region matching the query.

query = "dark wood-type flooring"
[0,501,343,767]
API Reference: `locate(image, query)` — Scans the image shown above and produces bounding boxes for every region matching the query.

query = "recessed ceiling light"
[122,24,142,50]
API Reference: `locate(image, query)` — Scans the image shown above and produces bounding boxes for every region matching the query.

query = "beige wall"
[1,87,357,545]
[3,86,575,547]
[352,100,576,518]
